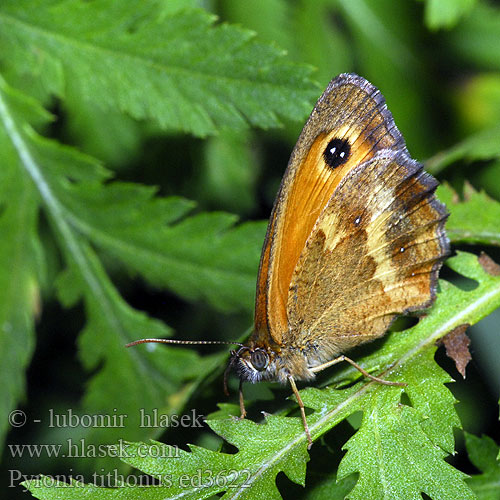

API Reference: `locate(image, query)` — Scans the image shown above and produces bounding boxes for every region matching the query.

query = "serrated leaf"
[437,183,500,246]
[0,0,318,136]
[24,251,500,500]
[61,182,267,311]
[290,251,499,497]
[54,239,216,447]
[0,81,41,448]
[338,390,472,500]
[7,55,267,312]
[26,416,310,499]
[225,0,352,89]
[0,0,318,461]
[465,433,500,500]
[307,472,358,500]
[0,74,247,457]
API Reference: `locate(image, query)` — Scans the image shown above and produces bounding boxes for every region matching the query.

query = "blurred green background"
[2,0,500,498]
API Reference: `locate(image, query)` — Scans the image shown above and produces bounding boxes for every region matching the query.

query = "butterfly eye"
[323,138,350,168]
[250,349,269,371]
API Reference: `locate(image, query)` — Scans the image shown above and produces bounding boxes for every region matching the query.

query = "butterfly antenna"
[125,338,244,348]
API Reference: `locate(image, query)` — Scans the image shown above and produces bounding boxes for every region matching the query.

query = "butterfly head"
[225,341,316,388]
[224,345,282,388]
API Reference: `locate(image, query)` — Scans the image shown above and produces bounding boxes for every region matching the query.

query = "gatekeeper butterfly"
[127,74,449,448]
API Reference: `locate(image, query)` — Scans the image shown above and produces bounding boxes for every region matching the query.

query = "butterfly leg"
[238,380,247,419]
[311,355,406,387]
[288,376,313,449]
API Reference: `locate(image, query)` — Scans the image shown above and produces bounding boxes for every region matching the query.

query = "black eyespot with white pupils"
[323,138,350,168]
[250,349,269,371]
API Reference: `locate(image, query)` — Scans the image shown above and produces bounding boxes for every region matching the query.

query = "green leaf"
[26,417,311,499]
[0,74,215,447]
[296,251,500,499]
[197,129,260,215]
[224,0,352,90]
[24,251,500,499]
[292,0,353,88]
[338,389,471,500]
[63,93,143,169]
[307,472,358,500]
[0,81,42,448]
[0,1,321,464]
[438,183,500,246]
[426,123,500,174]
[447,2,500,70]
[221,0,293,52]
[465,433,500,500]
[476,160,500,200]
[452,73,500,134]
[0,73,259,460]
[63,185,266,312]
[421,0,477,31]
[0,0,318,136]
[4,2,500,497]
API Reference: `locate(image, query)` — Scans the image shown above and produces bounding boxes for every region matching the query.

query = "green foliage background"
[1,0,500,499]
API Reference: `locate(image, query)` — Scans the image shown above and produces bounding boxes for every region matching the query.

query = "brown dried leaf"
[478,252,500,276]
[442,324,472,378]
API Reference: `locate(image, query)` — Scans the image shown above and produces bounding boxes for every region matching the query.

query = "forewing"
[254,74,406,345]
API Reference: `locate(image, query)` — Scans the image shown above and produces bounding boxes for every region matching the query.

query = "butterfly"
[127,73,449,449]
